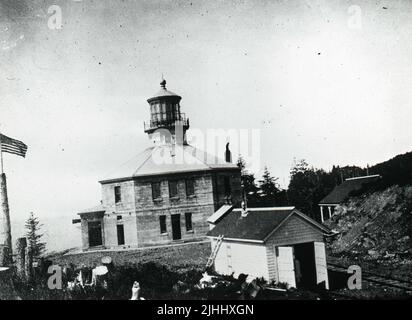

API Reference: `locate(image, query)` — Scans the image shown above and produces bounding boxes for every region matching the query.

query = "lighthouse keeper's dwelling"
[75,79,242,251]
[318,174,381,223]
[207,206,331,289]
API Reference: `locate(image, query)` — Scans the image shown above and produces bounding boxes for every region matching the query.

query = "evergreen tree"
[288,159,318,218]
[25,212,46,259]
[259,166,279,196]
[259,166,277,206]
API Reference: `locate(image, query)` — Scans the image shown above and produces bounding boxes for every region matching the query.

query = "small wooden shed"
[207,207,331,289]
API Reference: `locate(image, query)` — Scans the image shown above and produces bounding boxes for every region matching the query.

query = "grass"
[47,241,211,273]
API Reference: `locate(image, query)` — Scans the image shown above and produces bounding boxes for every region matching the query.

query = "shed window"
[114,186,121,203]
[169,180,179,198]
[185,178,195,197]
[224,176,231,196]
[185,212,193,231]
[159,215,167,234]
[152,182,161,200]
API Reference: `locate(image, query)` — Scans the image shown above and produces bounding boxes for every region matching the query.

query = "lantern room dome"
[147,79,181,103]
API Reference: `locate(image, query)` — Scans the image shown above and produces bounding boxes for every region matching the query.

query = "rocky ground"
[325,185,412,282]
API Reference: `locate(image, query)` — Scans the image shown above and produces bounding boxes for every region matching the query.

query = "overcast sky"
[1,0,412,231]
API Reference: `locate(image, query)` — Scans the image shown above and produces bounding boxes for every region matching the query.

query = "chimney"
[225,142,232,163]
[240,201,248,218]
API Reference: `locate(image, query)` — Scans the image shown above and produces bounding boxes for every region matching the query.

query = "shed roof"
[100,143,239,183]
[319,174,381,205]
[207,207,329,243]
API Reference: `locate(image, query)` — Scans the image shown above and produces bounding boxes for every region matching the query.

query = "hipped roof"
[100,143,239,183]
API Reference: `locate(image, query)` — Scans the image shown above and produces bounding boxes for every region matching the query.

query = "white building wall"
[123,213,138,247]
[212,239,270,280]
[103,215,117,247]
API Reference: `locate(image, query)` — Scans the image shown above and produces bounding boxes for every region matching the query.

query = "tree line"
[237,156,363,220]
[237,150,412,220]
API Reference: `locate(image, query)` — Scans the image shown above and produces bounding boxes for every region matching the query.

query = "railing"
[144,115,190,132]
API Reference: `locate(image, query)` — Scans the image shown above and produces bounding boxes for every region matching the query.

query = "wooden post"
[0,244,11,266]
[320,206,324,223]
[0,173,12,264]
[25,246,33,282]
[328,206,332,219]
[16,238,27,279]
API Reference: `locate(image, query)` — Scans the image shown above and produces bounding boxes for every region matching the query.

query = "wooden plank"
[314,242,329,289]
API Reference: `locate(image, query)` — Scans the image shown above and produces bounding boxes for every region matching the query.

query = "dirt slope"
[325,185,412,262]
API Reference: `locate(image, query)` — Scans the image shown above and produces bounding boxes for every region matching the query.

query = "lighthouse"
[75,79,242,251]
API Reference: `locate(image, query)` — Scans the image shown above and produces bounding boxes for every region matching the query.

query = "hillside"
[325,185,412,278]
[369,151,412,188]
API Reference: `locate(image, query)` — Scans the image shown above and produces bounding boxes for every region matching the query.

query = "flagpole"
[0,130,12,266]
[0,131,27,266]
[0,132,4,174]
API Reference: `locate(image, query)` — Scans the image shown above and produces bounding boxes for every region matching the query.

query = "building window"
[169,180,179,198]
[185,212,193,231]
[185,178,195,197]
[159,215,167,234]
[224,176,231,196]
[114,186,121,203]
[152,182,161,200]
[117,224,125,245]
[117,215,122,221]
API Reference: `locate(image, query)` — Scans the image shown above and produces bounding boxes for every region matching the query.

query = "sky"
[1,0,412,250]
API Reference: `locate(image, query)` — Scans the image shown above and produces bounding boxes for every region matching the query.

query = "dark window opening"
[224,176,231,196]
[117,224,125,245]
[114,186,121,203]
[159,215,167,234]
[88,221,103,247]
[152,182,161,200]
[185,178,195,197]
[169,180,179,198]
[117,215,122,221]
[185,212,193,231]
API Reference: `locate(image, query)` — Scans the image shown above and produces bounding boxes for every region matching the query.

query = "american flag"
[0,133,28,158]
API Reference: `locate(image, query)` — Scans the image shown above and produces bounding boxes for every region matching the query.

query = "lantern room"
[144,79,190,137]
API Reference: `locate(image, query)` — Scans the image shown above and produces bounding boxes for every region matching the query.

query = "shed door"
[314,242,329,289]
[276,246,296,288]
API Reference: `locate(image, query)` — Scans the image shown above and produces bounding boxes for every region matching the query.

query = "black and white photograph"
[1,0,412,307]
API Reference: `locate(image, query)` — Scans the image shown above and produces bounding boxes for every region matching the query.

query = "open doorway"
[117,224,125,245]
[171,214,181,240]
[88,221,103,247]
[293,242,316,289]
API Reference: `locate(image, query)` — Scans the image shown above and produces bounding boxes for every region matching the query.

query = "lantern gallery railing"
[144,116,190,132]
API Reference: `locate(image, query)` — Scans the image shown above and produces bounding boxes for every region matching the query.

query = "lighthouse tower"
[144,78,190,144]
